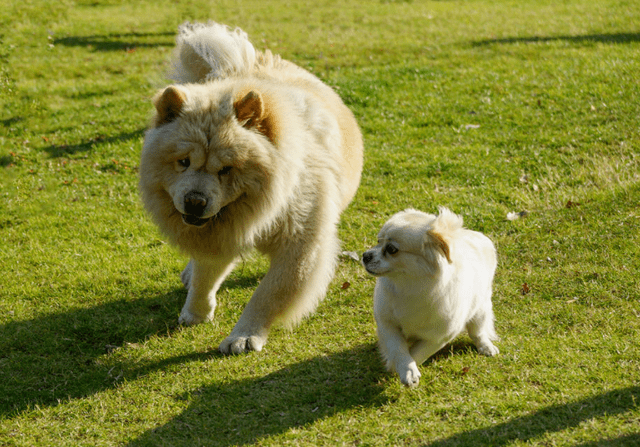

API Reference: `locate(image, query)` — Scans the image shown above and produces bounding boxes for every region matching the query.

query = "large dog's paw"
[178,308,214,326]
[397,361,421,387]
[219,333,266,355]
[477,342,500,357]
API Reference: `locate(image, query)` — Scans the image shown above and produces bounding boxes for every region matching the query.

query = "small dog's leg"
[466,305,500,356]
[179,256,237,325]
[409,339,448,366]
[376,323,421,387]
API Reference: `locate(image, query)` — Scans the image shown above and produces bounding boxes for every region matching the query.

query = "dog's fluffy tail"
[169,21,256,84]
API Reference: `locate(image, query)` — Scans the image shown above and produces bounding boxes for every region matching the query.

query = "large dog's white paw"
[397,361,421,387]
[219,333,266,355]
[477,342,500,356]
[178,308,214,326]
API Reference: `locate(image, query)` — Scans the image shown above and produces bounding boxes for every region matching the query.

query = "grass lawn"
[1,0,639,445]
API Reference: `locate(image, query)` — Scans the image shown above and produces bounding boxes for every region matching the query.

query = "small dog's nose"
[184,191,208,216]
[362,251,373,265]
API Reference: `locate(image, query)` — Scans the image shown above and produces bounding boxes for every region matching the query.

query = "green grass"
[1,0,639,445]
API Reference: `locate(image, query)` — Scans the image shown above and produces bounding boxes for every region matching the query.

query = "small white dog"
[362,207,499,387]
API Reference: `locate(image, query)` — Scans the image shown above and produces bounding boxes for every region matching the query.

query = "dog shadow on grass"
[54,31,175,52]
[473,31,640,47]
[125,342,475,446]
[0,286,183,417]
[127,343,389,447]
[0,273,259,418]
[425,386,640,446]
[42,129,145,158]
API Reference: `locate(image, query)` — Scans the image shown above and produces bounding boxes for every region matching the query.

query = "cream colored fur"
[139,22,363,354]
[362,207,499,387]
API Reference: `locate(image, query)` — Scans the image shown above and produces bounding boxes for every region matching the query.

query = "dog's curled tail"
[169,21,256,84]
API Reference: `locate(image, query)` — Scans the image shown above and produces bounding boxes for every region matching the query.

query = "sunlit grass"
[1,0,639,445]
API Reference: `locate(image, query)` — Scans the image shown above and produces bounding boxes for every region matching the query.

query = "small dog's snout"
[362,251,373,265]
[184,191,208,216]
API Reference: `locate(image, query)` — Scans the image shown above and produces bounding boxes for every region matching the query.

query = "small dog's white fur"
[362,207,499,387]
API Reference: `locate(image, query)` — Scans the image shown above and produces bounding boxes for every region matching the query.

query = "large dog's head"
[362,207,461,280]
[139,82,284,239]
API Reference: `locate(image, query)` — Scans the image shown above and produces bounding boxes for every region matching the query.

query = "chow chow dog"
[139,22,363,354]
[362,207,499,386]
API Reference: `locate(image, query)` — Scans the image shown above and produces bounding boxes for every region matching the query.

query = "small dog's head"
[362,207,462,278]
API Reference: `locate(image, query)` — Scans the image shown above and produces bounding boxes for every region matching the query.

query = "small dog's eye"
[218,166,232,176]
[385,245,398,255]
[178,158,190,168]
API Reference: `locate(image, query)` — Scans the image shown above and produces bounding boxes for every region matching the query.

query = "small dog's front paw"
[178,308,213,326]
[219,334,266,355]
[397,362,421,387]
[477,342,500,356]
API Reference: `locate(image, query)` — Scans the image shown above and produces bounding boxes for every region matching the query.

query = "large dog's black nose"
[362,251,373,264]
[184,191,208,216]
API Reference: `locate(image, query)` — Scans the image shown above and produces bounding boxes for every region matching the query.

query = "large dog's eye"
[385,244,398,256]
[178,158,190,169]
[218,166,232,176]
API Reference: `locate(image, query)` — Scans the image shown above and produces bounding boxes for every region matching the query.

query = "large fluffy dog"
[362,207,499,386]
[139,22,363,354]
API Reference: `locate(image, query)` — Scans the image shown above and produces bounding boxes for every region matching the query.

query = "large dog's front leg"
[219,236,338,354]
[179,257,237,325]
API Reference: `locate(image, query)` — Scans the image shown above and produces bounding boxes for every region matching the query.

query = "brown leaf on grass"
[341,282,351,290]
[461,366,470,376]
[566,200,580,208]
[521,283,530,295]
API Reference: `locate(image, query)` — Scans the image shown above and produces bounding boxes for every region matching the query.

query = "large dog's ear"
[154,86,187,125]
[234,90,277,143]
[234,90,263,126]
[425,229,452,264]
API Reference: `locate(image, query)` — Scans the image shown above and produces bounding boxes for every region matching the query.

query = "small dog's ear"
[234,90,278,143]
[154,86,187,125]
[425,229,452,264]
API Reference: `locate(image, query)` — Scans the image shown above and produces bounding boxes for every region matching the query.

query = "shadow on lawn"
[54,31,174,52]
[426,386,640,446]
[127,343,389,447]
[1,271,258,418]
[126,342,476,446]
[473,32,640,47]
[1,279,389,444]
[42,129,144,158]
[0,287,188,417]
